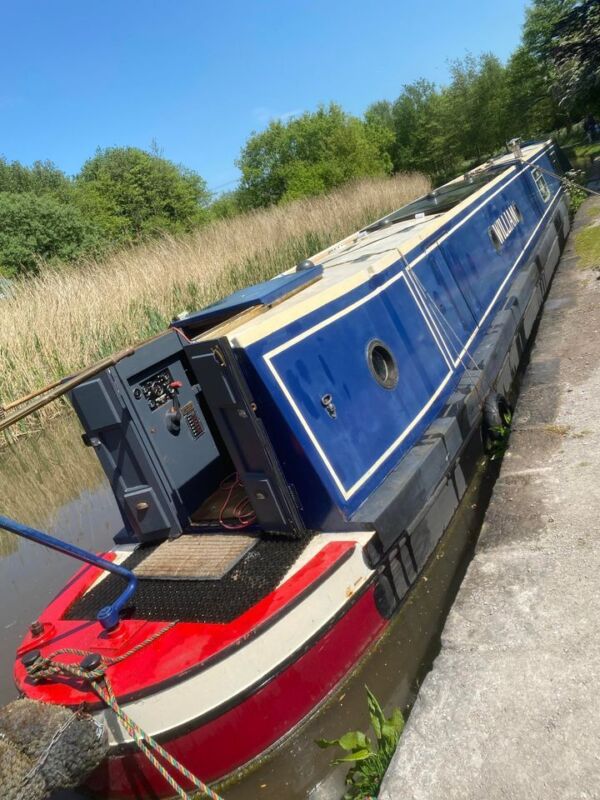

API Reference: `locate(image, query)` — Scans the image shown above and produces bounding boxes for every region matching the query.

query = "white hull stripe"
[263,151,561,500]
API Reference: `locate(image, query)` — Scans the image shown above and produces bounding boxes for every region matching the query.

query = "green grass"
[575,224,600,269]
[572,141,600,161]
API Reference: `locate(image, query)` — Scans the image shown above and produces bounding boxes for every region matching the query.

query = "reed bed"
[0,173,429,437]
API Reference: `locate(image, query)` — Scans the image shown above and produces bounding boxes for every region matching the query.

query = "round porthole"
[367,340,398,390]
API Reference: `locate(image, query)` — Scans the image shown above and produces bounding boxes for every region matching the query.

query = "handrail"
[0,514,137,630]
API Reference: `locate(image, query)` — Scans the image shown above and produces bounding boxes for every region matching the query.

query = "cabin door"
[186,337,305,536]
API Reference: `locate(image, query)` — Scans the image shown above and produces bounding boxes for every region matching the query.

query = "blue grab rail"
[0,514,137,630]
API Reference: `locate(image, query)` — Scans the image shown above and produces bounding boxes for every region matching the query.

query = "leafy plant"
[487,407,513,461]
[316,687,405,800]
[566,179,588,216]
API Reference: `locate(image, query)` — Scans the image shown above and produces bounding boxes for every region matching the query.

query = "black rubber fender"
[483,392,512,447]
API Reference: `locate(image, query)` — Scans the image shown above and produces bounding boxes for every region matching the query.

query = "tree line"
[1,0,597,278]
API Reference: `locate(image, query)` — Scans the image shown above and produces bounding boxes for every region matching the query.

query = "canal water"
[0,413,498,800]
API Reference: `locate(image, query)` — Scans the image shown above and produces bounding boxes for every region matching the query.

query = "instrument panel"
[136,368,174,411]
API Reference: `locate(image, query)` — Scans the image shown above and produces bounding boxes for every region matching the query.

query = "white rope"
[406,268,491,407]
[533,162,600,197]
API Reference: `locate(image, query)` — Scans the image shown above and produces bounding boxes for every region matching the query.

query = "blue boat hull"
[235,144,567,532]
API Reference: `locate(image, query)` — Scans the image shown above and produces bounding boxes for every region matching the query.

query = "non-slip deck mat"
[133,534,256,581]
[65,534,311,624]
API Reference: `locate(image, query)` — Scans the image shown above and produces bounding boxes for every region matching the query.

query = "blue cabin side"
[228,143,565,530]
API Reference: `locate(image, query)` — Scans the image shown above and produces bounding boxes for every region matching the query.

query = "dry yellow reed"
[0,173,429,432]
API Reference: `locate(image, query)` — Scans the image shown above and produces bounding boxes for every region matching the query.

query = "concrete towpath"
[379,195,600,800]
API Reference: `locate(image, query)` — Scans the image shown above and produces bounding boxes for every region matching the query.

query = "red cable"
[218,473,257,530]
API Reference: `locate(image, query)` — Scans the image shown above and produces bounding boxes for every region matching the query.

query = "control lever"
[166,380,183,434]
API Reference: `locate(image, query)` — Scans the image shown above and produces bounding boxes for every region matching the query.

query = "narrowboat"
[7,139,570,798]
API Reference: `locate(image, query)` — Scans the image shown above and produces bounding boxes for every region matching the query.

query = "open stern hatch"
[70,329,304,542]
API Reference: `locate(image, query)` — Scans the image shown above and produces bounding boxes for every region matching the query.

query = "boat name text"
[489,203,521,250]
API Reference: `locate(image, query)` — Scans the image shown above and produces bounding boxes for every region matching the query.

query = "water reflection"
[0,413,497,799]
[0,414,107,529]
[0,414,122,707]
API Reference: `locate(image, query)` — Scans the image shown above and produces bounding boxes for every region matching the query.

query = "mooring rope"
[95,678,223,800]
[30,620,179,680]
[536,162,600,198]
[23,621,225,800]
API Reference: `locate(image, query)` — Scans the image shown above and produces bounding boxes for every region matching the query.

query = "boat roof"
[184,141,550,349]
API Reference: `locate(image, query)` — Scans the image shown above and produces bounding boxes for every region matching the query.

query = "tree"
[522,0,577,61]
[547,0,600,110]
[75,147,210,242]
[237,104,393,208]
[470,54,511,154]
[440,54,511,163]
[367,81,442,174]
[0,158,73,202]
[364,99,398,166]
[520,0,599,117]
[0,193,104,276]
[504,47,563,137]
[366,56,514,183]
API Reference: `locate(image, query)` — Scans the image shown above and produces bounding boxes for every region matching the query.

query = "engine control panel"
[70,330,225,542]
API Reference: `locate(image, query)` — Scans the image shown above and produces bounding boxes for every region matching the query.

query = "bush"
[0,158,73,201]
[75,147,211,242]
[208,190,242,220]
[0,192,104,276]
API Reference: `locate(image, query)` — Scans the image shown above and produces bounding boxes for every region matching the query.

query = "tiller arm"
[0,515,137,630]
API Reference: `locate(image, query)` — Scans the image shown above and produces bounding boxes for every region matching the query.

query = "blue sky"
[1,0,529,193]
